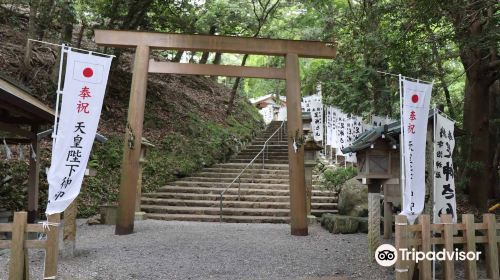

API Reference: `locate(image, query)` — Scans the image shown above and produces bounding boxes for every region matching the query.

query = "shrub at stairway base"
[320,213,368,234]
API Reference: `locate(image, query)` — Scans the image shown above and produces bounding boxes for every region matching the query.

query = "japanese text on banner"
[433,112,457,223]
[46,49,112,215]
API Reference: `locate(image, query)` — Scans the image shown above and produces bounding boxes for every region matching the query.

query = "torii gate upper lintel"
[94,30,336,236]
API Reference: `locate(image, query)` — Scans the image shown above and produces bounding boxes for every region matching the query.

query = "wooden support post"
[418,215,431,280]
[383,185,392,239]
[463,214,477,280]
[484,214,499,279]
[395,215,409,280]
[27,125,39,224]
[44,213,60,279]
[115,45,150,235]
[368,183,380,262]
[62,200,77,258]
[9,212,27,280]
[285,53,307,236]
[441,214,455,280]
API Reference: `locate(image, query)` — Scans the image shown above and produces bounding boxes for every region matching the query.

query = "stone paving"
[0,220,392,280]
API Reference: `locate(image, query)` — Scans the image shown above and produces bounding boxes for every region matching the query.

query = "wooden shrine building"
[0,74,54,223]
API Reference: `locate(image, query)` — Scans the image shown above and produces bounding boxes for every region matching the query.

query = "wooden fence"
[395,214,500,280]
[0,211,60,280]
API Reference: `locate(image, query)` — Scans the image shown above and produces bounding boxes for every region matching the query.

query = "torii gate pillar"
[285,53,307,235]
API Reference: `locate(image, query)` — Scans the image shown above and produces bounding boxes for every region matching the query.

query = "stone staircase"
[141,121,339,223]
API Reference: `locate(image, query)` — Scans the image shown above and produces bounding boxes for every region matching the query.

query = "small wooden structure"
[0,74,54,223]
[94,30,336,236]
[395,214,499,280]
[0,212,60,279]
[342,124,400,261]
[250,94,287,109]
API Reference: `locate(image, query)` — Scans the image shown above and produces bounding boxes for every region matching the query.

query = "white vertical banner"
[325,107,332,145]
[311,100,323,142]
[335,112,347,156]
[46,49,112,215]
[330,108,338,148]
[259,105,274,124]
[433,112,457,223]
[400,77,432,224]
[277,106,287,121]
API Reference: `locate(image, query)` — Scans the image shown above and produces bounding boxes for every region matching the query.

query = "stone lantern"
[135,137,155,221]
[302,112,312,137]
[304,135,322,223]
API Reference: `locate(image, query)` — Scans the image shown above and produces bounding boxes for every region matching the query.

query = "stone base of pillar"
[62,240,76,258]
[307,215,317,224]
[134,211,147,221]
[368,191,381,262]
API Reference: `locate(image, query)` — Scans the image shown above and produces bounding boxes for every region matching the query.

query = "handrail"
[219,121,286,222]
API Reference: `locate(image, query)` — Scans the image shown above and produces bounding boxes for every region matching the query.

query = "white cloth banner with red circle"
[400,77,432,224]
[46,49,112,215]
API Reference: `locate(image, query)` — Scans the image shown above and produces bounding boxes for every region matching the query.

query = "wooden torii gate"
[94,30,336,236]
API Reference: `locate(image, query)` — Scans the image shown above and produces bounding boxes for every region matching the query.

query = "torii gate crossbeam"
[94,30,336,236]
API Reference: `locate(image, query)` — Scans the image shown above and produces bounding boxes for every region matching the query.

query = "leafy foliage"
[321,166,357,193]
[0,161,29,211]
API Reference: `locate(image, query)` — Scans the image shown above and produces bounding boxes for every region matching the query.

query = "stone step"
[242,146,288,150]
[237,152,289,156]
[143,192,338,203]
[141,198,337,210]
[230,159,288,164]
[155,186,335,197]
[146,213,289,223]
[194,172,289,179]
[213,163,289,170]
[235,155,288,160]
[142,205,336,217]
[181,177,289,184]
[201,168,289,175]
[164,181,291,190]
[251,141,289,145]
[142,205,291,217]
[245,144,288,148]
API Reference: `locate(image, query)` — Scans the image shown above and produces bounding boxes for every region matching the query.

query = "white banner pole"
[399,74,406,210]
[432,104,437,280]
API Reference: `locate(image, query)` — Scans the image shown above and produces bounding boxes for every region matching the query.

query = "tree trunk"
[428,28,455,118]
[60,0,75,44]
[199,25,217,64]
[210,52,222,81]
[226,54,249,115]
[172,50,184,62]
[35,0,56,40]
[24,0,39,71]
[464,71,492,211]
[76,24,85,48]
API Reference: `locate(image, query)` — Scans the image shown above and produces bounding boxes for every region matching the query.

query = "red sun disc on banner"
[83,67,93,78]
[411,94,419,103]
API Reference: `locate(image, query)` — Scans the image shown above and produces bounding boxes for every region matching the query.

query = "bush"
[321,166,357,192]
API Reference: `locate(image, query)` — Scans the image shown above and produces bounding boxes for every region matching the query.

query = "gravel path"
[0,220,392,280]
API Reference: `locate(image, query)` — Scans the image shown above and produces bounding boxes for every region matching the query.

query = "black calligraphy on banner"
[433,113,457,223]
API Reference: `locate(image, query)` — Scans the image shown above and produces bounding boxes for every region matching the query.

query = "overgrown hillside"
[0,19,264,217]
